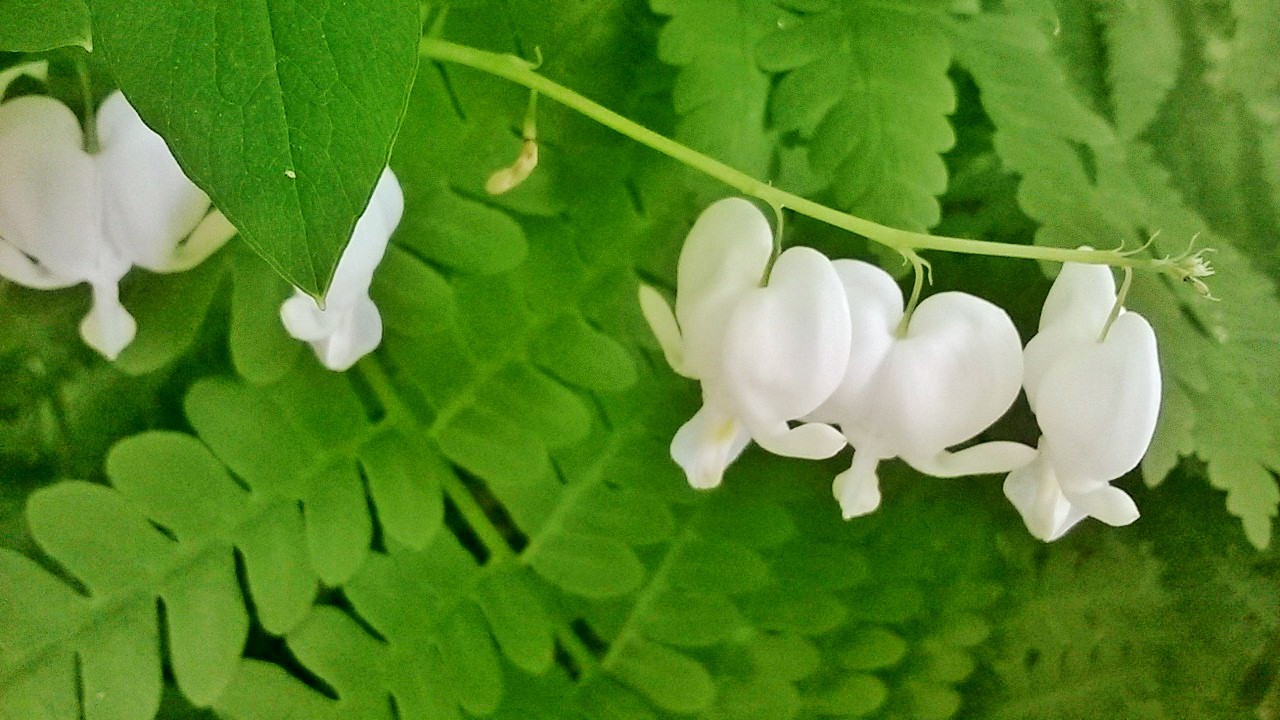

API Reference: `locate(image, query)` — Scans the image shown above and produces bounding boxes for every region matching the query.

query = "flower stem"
[1099,267,1133,342]
[418,38,1185,277]
[73,50,99,154]
[896,251,929,338]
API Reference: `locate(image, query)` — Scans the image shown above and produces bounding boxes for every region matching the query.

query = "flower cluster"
[0,78,400,370]
[641,199,1162,541]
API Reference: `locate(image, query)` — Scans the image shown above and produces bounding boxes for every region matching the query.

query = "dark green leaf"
[91,0,420,296]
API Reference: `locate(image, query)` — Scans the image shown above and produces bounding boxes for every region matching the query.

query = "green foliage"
[973,475,1280,719]
[756,0,956,230]
[2,1,1280,719]
[1096,0,1181,141]
[90,0,421,297]
[655,0,957,229]
[652,0,782,181]
[0,0,89,51]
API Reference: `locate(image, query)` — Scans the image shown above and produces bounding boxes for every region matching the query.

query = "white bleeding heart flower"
[1004,262,1160,541]
[639,198,851,490]
[0,90,235,360]
[809,260,1031,519]
[280,168,403,372]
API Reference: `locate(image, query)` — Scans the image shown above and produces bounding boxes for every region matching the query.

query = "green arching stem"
[74,51,99,154]
[522,89,539,140]
[1099,267,1133,342]
[418,37,1191,277]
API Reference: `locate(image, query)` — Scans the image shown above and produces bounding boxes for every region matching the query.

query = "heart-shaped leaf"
[91,0,420,297]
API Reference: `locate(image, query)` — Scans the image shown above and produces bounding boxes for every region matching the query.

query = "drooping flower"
[280,168,403,372]
[0,90,234,359]
[809,260,1032,518]
[639,198,852,489]
[1004,262,1160,541]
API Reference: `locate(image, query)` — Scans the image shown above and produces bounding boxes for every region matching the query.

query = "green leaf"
[90,0,420,297]
[357,430,446,551]
[0,432,312,719]
[841,627,909,670]
[229,247,300,385]
[473,565,557,673]
[608,639,716,713]
[807,673,888,717]
[115,255,229,376]
[287,537,557,719]
[0,0,90,51]
[528,531,646,598]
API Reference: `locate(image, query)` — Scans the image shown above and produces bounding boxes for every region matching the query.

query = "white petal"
[0,240,75,289]
[670,403,752,490]
[283,168,400,370]
[1003,451,1087,542]
[865,292,1024,458]
[674,198,773,378]
[308,296,383,371]
[1033,311,1161,487]
[906,440,1037,477]
[96,92,212,271]
[368,167,405,229]
[158,210,237,273]
[1038,261,1116,337]
[638,284,688,376]
[719,246,851,439]
[80,280,137,360]
[752,421,847,460]
[833,449,886,519]
[280,292,335,342]
[0,95,103,282]
[1021,324,1083,407]
[321,168,399,311]
[1064,484,1140,527]
[809,259,902,423]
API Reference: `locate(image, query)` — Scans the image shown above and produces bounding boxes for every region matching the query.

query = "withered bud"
[485,139,539,195]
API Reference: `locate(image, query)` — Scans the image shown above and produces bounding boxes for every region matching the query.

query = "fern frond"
[1,432,282,718]
[757,0,956,230]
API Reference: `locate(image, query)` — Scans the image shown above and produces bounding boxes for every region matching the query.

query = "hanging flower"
[280,168,403,372]
[1004,262,1160,541]
[808,260,1031,518]
[639,198,851,489]
[0,90,234,359]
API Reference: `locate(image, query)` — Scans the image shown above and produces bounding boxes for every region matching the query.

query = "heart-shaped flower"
[0,90,234,359]
[640,198,851,489]
[809,260,1031,518]
[1004,262,1161,541]
[280,168,403,372]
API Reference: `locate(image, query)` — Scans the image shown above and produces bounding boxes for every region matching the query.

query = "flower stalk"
[418,37,1212,285]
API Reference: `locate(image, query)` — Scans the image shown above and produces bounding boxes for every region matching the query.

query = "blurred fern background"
[2,0,1279,719]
